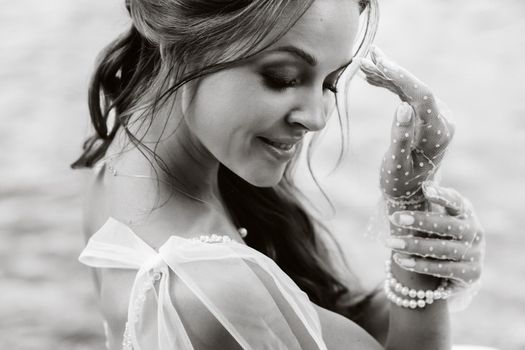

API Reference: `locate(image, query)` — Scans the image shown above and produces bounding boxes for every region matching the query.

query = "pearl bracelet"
[384,259,451,309]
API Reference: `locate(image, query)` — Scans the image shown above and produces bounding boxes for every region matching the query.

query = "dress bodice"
[78,217,327,350]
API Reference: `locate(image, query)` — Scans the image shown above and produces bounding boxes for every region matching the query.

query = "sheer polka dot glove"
[360,46,485,311]
[387,181,485,311]
[361,46,455,208]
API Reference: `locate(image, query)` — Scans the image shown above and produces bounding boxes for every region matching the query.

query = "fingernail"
[371,45,386,62]
[393,253,416,268]
[360,57,376,70]
[396,103,412,124]
[397,214,415,226]
[386,238,406,249]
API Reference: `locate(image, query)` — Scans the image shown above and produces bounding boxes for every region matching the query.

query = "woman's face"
[183,0,361,187]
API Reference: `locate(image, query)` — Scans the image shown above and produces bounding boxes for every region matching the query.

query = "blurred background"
[1,0,524,349]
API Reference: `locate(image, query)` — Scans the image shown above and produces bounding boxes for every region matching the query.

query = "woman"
[73,0,485,349]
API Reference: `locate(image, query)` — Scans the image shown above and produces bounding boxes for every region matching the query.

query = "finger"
[393,253,482,284]
[388,210,471,240]
[413,105,456,160]
[425,183,466,217]
[386,235,466,261]
[461,246,483,266]
[468,215,485,251]
[410,148,437,184]
[386,232,485,265]
[365,47,455,158]
[390,102,416,155]
[380,103,417,195]
[361,57,408,102]
[421,182,465,216]
[422,184,485,253]
[368,46,437,123]
[359,57,386,79]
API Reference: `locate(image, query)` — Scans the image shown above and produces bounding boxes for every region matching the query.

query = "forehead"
[267,0,361,69]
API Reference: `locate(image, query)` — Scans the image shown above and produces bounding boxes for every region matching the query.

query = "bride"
[72,0,485,349]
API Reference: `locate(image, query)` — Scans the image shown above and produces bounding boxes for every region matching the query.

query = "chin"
[237,166,285,188]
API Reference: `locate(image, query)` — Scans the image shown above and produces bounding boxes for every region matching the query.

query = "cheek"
[186,70,292,186]
[188,71,268,150]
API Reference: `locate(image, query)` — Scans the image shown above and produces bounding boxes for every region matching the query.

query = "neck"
[128,97,222,204]
[108,102,238,238]
[158,121,221,203]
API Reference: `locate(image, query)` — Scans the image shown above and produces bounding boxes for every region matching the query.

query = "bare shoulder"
[312,303,383,349]
[166,255,382,349]
[165,257,309,348]
[165,259,273,348]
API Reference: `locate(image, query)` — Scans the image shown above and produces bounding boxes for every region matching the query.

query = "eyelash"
[324,83,339,94]
[262,73,339,94]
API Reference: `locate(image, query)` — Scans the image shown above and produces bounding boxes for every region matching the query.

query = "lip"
[257,137,298,161]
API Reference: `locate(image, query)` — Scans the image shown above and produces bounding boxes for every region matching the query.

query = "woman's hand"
[360,46,456,201]
[360,46,485,297]
[386,181,485,290]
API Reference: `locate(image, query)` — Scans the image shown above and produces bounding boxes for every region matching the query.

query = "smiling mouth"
[258,137,294,151]
[257,137,297,161]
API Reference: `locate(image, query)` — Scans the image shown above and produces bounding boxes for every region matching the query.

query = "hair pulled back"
[72,0,379,323]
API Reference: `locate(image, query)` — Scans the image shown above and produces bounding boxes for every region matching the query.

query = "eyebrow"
[265,45,352,72]
[267,45,318,66]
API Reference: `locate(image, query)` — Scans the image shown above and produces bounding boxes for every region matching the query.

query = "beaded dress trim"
[121,233,236,350]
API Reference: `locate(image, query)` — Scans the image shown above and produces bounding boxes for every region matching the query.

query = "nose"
[285,93,329,132]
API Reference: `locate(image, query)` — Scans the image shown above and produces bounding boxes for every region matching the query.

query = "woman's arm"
[384,203,452,350]
[315,234,390,345]
[314,294,448,350]
[316,230,448,349]
[351,45,457,349]
[354,45,484,349]
[353,288,390,346]
[313,303,384,350]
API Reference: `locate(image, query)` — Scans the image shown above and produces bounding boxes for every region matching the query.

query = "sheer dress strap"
[79,217,327,350]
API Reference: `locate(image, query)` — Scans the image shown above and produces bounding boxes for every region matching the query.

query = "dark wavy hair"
[71,0,379,323]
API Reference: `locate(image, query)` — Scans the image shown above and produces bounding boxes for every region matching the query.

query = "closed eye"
[262,72,339,94]
[260,58,352,95]
[261,71,299,92]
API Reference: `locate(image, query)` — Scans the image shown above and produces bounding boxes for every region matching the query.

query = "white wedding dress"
[79,217,328,350]
[79,217,498,350]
